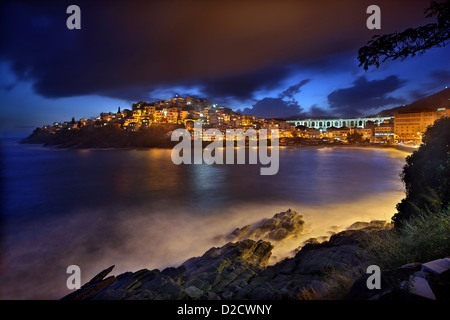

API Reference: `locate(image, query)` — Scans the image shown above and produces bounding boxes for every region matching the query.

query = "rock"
[345,263,422,300]
[125,289,155,300]
[183,278,208,291]
[226,225,252,241]
[249,283,276,299]
[347,221,370,230]
[221,209,305,243]
[221,291,234,299]
[328,229,368,246]
[87,265,115,284]
[91,289,134,300]
[236,269,256,281]
[233,285,252,299]
[108,272,142,291]
[247,275,268,288]
[428,269,450,300]
[184,239,273,277]
[421,258,450,275]
[294,236,329,253]
[62,275,117,300]
[346,220,389,231]
[293,244,361,275]
[405,277,436,300]
[400,262,422,269]
[140,274,168,292]
[161,265,187,280]
[184,285,204,299]
[63,210,400,301]
[214,279,233,292]
[207,291,221,300]
[268,228,289,241]
[278,258,297,275]
[368,220,388,228]
[160,280,183,299]
[130,269,150,280]
[196,272,221,287]
[301,238,320,246]
[137,269,160,283]
[61,264,117,300]
[233,279,248,288]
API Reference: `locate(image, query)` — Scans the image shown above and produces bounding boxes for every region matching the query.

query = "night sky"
[1,0,449,137]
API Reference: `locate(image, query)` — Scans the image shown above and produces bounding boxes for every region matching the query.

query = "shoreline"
[2,142,410,299]
[60,208,397,301]
[18,140,415,153]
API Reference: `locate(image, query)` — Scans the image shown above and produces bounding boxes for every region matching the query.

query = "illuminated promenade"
[286,116,394,130]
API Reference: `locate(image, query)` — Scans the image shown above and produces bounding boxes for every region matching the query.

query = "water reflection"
[0,143,411,299]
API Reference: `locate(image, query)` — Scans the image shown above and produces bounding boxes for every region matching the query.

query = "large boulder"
[183,239,273,276]
[218,209,305,243]
[62,239,273,300]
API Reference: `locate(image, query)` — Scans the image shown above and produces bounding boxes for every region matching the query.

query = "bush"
[365,206,450,270]
[393,117,450,228]
[297,266,363,300]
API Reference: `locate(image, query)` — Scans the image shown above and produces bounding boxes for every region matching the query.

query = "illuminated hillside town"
[40,95,450,146]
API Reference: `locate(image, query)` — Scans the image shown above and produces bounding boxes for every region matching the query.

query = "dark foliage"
[393,117,450,228]
[358,0,450,70]
[347,132,364,143]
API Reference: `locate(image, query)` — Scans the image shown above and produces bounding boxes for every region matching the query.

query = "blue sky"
[1,0,449,138]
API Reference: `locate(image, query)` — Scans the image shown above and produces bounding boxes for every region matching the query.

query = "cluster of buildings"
[288,107,450,144]
[45,96,295,140]
[44,95,449,145]
[393,108,450,143]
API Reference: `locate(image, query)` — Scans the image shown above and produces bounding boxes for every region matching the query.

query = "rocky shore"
[21,126,403,151]
[62,209,449,300]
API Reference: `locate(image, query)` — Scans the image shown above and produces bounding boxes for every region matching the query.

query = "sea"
[0,140,410,299]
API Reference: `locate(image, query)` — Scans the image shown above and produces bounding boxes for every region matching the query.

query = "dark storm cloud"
[280,79,311,99]
[238,79,311,118]
[241,98,303,119]
[300,105,334,119]
[199,65,292,101]
[407,69,450,102]
[429,70,450,84]
[0,0,430,103]
[327,75,407,117]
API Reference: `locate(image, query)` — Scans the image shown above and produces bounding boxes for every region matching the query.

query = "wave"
[0,190,404,299]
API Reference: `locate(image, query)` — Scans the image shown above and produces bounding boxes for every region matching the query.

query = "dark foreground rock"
[346,258,450,300]
[215,209,305,243]
[63,239,273,300]
[63,211,448,300]
[63,211,396,300]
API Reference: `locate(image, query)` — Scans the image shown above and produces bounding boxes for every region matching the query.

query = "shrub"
[365,206,450,270]
[393,117,450,228]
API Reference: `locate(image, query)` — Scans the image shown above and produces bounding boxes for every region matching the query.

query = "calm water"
[0,141,409,299]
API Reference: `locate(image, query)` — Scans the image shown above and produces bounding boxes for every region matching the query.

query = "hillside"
[284,88,450,120]
[376,88,450,117]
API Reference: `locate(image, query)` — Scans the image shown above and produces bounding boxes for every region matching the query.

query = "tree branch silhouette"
[358,0,450,70]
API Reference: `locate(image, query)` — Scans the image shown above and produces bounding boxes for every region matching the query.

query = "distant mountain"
[274,89,449,121]
[376,88,450,117]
